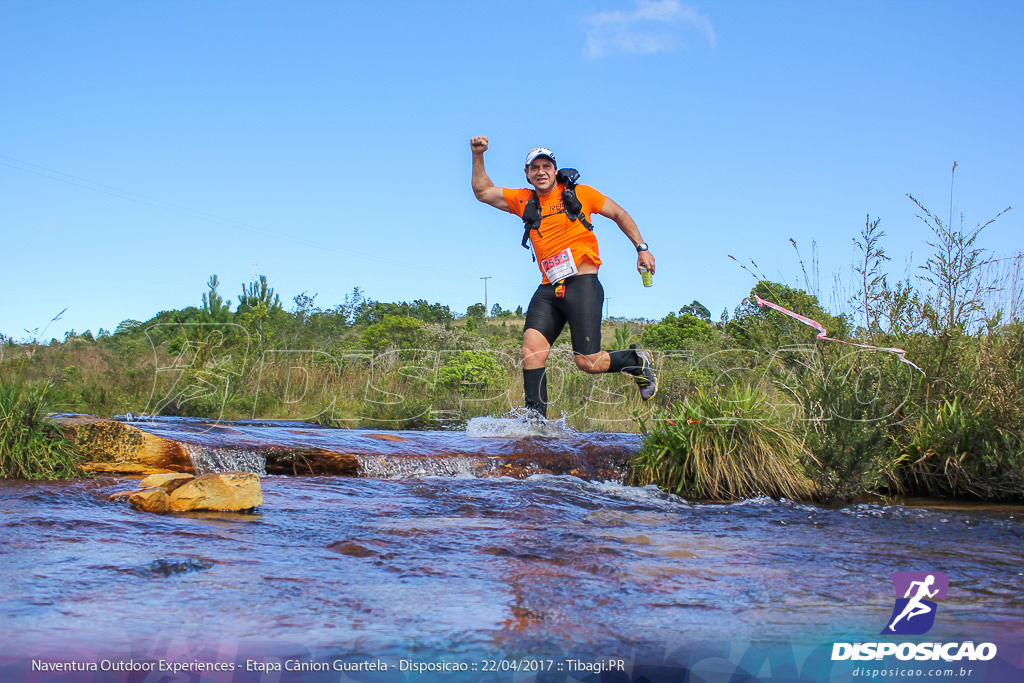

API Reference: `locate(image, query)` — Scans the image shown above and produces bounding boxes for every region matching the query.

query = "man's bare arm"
[471,136,510,212]
[597,197,655,274]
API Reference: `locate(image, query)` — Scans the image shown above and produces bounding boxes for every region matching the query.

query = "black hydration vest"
[520,168,594,259]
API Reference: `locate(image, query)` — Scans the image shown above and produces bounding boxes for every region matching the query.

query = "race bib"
[540,248,579,283]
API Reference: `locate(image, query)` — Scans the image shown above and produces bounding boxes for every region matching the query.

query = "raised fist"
[470,136,489,153]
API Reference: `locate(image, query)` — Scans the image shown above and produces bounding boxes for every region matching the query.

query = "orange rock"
[129,487,170,514]
[54,417,194,475]
[168,471,263,512]
[139,473,194,493]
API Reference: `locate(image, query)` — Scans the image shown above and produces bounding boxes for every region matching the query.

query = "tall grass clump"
[0,376,82,479]
[891,396,1024,501]
[630,385,819,502]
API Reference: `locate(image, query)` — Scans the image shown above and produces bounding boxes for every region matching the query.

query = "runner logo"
[833,571,996,662]
[881,571,948,635]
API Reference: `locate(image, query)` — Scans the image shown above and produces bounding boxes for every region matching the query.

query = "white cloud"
[583,0,716,58]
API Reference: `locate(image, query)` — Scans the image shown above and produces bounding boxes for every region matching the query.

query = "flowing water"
[2,417,1023,682]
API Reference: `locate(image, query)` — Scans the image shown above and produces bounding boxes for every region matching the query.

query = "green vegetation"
[636,169,1020,503]
[0,358,84,480]
[3,169,1022,499]
[631,385,818,502]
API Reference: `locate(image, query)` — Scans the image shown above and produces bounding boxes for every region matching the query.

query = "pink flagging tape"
[753,295,924,374]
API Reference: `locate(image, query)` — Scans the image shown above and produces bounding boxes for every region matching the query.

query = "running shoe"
[632,347,659,401]
[525,407,547,424]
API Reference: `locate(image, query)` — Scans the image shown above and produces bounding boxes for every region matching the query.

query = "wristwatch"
[636,242,649,252]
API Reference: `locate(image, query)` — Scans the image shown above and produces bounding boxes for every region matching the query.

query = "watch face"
[637,242,648,251]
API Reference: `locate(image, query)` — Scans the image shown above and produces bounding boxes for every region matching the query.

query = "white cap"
[524,147,556,167]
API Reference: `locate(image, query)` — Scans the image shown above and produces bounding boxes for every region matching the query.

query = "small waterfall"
[183,444,267,476]
[355,454,489,479]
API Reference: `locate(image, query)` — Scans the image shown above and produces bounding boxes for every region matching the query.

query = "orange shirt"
[503,184,607,284]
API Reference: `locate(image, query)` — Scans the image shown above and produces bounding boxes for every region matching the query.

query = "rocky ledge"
[55,416,195,475]
[56,415,640,481]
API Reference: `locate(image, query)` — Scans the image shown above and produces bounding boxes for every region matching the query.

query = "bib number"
[540,248,579,283]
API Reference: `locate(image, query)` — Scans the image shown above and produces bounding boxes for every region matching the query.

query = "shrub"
[801,346,920,498]
[726,281,848,351]
[362,315,425,351]
[437,351,506,393]
[631,385,819,502]
[640,311,717,349]
[890,397,1023,501]
[0,377,82,479]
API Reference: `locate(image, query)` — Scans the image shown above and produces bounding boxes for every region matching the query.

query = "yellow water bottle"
[639,266,653,287]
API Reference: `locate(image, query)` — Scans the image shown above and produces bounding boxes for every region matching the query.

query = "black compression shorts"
[524,273,604,355]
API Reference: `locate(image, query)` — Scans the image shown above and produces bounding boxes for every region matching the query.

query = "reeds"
[631,385,819,502]
[0,375,82,479]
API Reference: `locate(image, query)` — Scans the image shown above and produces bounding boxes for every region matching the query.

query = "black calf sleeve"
[605,348,642,376]
[523,367,548,417]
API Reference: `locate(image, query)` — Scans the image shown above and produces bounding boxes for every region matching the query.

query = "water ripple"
[2,473,1022,661]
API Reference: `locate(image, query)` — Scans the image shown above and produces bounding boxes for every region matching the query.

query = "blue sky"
[2,0,1021,341]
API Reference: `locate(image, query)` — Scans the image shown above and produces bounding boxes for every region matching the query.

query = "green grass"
[631,385,819,502]
[889,397,1024,501]
[0,377,83,479]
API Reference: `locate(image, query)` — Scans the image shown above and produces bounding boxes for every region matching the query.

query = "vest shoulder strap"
[518,168,594,256]
[521,193,542,256]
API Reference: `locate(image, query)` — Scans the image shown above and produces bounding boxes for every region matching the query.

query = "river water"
[1,418,1023,682]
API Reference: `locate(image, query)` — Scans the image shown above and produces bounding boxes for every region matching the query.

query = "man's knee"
[524,350,549,370]
[522,333,551,368]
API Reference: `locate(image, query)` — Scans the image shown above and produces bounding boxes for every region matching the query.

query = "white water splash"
[183,444,266,476]
[466,408,577,439]
[355,455,485,479]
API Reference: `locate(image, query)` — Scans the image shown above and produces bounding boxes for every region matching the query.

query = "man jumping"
[470,136,658,418]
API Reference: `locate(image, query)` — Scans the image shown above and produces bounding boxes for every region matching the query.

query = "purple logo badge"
[881,571,949,635]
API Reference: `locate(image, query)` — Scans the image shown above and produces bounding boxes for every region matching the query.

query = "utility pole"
[480,276,491,318]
